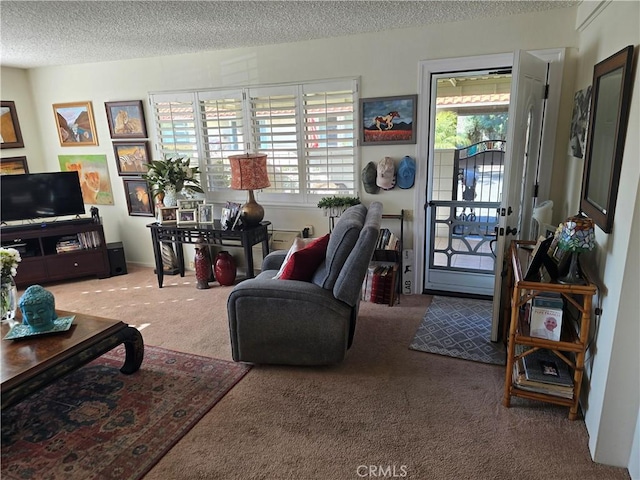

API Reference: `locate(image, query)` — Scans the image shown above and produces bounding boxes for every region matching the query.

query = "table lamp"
[228,153,271,227]
[557,215,595,284]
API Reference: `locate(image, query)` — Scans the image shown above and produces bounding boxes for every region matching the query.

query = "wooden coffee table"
[1,310,144,410]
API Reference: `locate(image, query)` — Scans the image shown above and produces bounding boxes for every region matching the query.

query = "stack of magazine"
[512,346,574,399]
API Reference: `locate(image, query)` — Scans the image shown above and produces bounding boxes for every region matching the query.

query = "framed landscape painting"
[53,101,98,146]
[1,101,25,149]
[105,100,148,139]
[113,141,151,176]
[0,156,29,175]
[360,95,417,145]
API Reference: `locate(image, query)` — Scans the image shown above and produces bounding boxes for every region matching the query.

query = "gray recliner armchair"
[227,201,383,366]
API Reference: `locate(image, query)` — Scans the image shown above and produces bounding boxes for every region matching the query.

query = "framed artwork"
[123,178,155,217]
[177,209,197,225]
[59,154,114,205]
[1,156,29,175]
[178,199,205,210]
[198,204,214,224]
[53,101,98,146]
[105,100,148,139]
[113,141,151,176]
[360,95,417,145]
[158,206,178,224]
[0,101,25,149]
[568,86,591,159]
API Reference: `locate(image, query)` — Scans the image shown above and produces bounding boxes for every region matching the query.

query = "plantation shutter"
[197,90,244,190]
[149,92,198,163]
[248,86,300,194]
[303,80,357,195]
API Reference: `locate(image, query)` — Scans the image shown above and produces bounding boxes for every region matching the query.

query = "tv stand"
[1,221,110,287]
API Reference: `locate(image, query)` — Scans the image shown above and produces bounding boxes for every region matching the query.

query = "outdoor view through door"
[426,71,511,296]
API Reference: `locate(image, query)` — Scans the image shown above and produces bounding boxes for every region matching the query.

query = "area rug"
[409,296,506,365]
[1,345,251,480]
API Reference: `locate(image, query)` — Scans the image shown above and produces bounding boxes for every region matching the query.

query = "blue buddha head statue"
[19,285,57,332]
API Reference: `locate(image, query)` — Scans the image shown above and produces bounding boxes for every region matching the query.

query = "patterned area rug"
[1,345,251,480]
[409,296,506,365]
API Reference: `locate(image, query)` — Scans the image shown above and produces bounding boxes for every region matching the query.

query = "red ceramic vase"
[214,251,236,286]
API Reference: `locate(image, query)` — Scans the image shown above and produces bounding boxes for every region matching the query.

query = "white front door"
[490,50,548,340]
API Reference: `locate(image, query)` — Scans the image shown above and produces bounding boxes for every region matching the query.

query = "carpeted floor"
[12,266,629,480]
[1,345,251,480]
[409,295,506,365]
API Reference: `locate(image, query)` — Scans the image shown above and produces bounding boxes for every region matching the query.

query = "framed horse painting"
[105,100,148,139]
[360,95,417,145]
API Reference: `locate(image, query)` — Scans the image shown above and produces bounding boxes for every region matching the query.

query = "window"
[149,79,358,204]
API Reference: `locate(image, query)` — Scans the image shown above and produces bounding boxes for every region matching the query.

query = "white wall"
[2,6,578,267]
[568,0,640,470]
[1,3,637,471]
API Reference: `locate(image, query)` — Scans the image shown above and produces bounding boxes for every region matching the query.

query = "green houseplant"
[317,196,361,217]
[142,156,204,206]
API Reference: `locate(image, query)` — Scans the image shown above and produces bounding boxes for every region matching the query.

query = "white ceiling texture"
[1,1,578,69]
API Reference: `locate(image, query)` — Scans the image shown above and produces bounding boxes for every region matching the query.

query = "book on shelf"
[522,348,573,387]
[512,357,573,399]
[529,292,563,341]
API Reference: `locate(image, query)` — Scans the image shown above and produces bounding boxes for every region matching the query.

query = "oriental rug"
[409,296,506,365]
[1,345,251,480]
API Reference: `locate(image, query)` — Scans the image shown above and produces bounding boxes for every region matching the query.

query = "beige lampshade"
[228,153,270,191]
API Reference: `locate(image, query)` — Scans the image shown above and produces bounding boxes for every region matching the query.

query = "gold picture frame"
[53,101,98,146]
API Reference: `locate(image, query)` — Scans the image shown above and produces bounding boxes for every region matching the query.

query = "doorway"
[415,50,564,340]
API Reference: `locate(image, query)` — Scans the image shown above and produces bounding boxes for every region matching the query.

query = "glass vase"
[1,278,18,322]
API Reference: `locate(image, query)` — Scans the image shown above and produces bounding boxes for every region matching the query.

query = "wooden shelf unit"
[367,211,404,306]
[503,240,597,420]
[1,221,110,287]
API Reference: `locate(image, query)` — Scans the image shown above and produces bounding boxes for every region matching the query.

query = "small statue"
[194,237,212,289]
[90,206,100,223]
[19,285,57,332]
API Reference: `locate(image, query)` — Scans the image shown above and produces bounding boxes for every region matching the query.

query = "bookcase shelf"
[363,211,403,306]
[1,221,110,287]
[503,240,597,420]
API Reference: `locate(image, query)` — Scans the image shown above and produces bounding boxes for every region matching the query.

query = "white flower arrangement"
[1,247,22,283]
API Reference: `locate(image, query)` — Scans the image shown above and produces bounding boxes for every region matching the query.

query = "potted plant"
[317,196,361,218]
[142,156,204,206]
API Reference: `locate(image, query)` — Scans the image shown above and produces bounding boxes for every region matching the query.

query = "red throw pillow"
[279,234,330,281]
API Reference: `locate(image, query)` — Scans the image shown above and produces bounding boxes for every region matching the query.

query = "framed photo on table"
[177,209,197,226]
[198,204,214,224]
[0,101,24,149]
[105,100,148,139]
[158,206,178,224]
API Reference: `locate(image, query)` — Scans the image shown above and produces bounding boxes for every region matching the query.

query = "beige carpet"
[35,265,629,480]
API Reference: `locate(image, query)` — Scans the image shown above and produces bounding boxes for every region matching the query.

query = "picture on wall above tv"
[0,172,86,223]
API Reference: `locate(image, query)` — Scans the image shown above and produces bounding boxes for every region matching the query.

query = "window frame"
[148,78,359,207]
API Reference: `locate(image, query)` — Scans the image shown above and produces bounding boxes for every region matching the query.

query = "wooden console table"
[146,221,270,288]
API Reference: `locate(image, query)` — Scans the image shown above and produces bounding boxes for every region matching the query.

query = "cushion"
[279,234,330,281]
[273,237,306,279]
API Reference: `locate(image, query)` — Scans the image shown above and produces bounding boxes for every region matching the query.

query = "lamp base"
[557,252,586,285]
[241,190,264,227]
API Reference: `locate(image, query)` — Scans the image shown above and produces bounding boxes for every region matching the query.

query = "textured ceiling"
[1,1,578,69]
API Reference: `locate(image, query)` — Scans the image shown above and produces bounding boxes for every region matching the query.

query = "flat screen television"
[1,172,86,222]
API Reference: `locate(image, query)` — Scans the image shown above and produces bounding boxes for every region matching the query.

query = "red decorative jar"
[214,251,236,286]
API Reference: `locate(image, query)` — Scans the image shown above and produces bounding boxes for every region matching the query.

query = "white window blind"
[149,78,358,203]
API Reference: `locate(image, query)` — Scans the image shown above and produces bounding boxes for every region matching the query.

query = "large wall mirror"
[580,45,635,233]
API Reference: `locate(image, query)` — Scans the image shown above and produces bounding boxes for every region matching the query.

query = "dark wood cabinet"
[1,221,110,287]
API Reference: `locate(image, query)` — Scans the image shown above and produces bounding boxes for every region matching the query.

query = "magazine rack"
[502,240,597,420]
